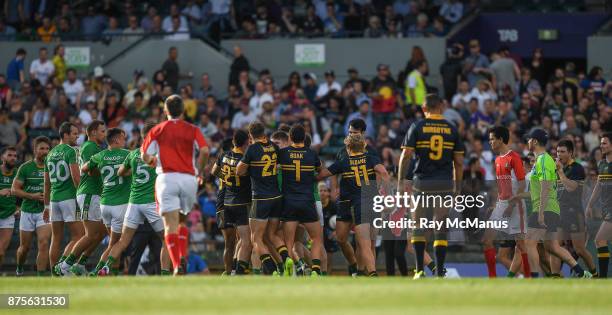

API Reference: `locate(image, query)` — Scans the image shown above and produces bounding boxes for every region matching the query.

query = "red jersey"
[494,150,525,200]
[141,119,207,175]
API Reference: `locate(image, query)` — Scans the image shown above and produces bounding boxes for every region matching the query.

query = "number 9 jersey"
[401,114,464,191]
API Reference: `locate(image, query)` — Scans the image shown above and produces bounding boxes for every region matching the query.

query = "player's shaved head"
[289,124,306,144]
[345,133,365,153]
[248,122,265,139]
[233,129,248,147]
[164,94,184,118]
[424,93,441,110]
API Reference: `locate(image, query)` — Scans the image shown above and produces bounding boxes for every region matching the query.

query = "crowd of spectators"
[0,0,473,42]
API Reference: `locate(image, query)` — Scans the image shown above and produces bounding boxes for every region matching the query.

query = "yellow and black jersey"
[328,152,380,202]
[401,114,464,181]
[598,158,612,212]
[278,145,321,201]
[215,149,251,206]
[241,140,281,199]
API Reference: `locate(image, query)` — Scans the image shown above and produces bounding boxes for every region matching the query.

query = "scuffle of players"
[0,93,610,279]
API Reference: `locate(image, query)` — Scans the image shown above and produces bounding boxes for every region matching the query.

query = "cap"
[527,128,548,145]
[324,70,335,77]
[303,72,317,81]
[94,66,104,78]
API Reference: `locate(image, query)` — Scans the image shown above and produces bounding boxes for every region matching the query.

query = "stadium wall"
[587,36,612,76]
[221,38,446,90]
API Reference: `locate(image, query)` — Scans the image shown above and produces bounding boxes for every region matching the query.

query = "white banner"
[65,47,91,68]
[294,44,325,67]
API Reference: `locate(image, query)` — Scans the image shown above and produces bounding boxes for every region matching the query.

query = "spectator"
[323,3,344,37]
[489,51,519,95]
[281,71,302,102]
[187,251,210,274]
[103,17,124,42]
[180,87,198,122]
[529,48,547,88]
[249,81,274,115]
[300,5,324,34]
[231,103,257,130]
[440,43,464,100]
[229,45,250,87]
[370,64,398,126]
[8,97,29,129]
[198,113,218,139]
[316,71,342,100]
[165,15,191,41]
[584,119,602,153]
[182,0,205,36]
[404,46,428,81]
[79,101,98,126]
[141,6,158,32]
[162,47,192,93]
[345,99,375,139]
[162,4,189,32]
[57,17,77,41]
[0,75,12,108]
[470,79,497,112]
[29,47,55,86]
[405,60,428,109]
[345,68,369,91]
[52,44,66,85]
[580,66,606,101]
[6,48,26,90]
[462,39,490,88]
[207,0,233,35]
[516,67,542,99]
[405,13,428,37]
[0,19,17,40]
[302,105,332,151]
[452,80,472,109]
[496,100,518,126]
[81,6,108,40]
[195,73,215,106]
[303,73,318,104]
[439,0,464,24]
[364,16,384,38]
[62,68,84,108]
[102,92,127,128]
[280,6,298,34]
[123,15,144,41]
[30,97,52,130]
[0,109,26,151]
[37,16,57,42]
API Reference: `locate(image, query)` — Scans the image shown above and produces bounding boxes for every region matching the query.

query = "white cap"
[94,66,104,78]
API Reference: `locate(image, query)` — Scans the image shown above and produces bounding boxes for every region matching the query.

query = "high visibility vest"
[405,70,425,106]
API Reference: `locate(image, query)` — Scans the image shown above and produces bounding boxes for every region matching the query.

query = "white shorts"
[19,212,48,232]
[316,201,324,227]
[50,199,80,222]
[489,199,528,235]
[101,204,128,233]
[0,215,15,229]
[124,203,164,232]
[77,194,102,221]
[155,173,197,215]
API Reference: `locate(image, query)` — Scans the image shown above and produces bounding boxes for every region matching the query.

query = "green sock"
[58,255,67,264]
[507,271,516,278]
[106,256,117,267]
[94,261,105,272]
[161,269,172,276]
[65,254,77,266]
[298,258,306,267]
[322,271,328,276]
[253,268,261,275]
[77,255,89,265]
[37,271,48,276]
[111,268,120,276]
[16,265,23,273]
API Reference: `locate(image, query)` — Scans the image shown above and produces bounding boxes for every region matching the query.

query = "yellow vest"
[405,70,425,106]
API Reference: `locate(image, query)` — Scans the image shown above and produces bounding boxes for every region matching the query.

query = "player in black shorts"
[318,133,391,276]
[212,138,232,274]
[212,131,252,275]
[278,124,324,276]
[236,122,284,275]
[554,139,596,276]
[586,132,612,278]
[397,94,464,278]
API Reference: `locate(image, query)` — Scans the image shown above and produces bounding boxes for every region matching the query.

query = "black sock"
[427,261,436,273]
[312,259,321,274]
[260,254,277,275]
[232,258,237,272]
[571,264,585,277]
[277,246,289,263]
[531,272,539,278]
[348,263,358,275]
[357,269,366,276]
[368,271,378,277]
[236,260,249,275]
[597,246,609,278]
[413,241,425,272]
[434,242,447,277]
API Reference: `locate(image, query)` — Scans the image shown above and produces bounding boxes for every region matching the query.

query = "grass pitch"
[1,277,610,315]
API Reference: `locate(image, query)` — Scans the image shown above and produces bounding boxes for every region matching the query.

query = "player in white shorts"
[0,146,18,270]
[98,122,171,276]
[82,128,131,275]
[483,126,531,278]
[141,95,209,275]
[12,137,52,275]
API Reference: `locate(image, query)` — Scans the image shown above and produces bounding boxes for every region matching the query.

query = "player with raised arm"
[278,124,324,276]
[397,94,464,279]
[83,128,131,275]
[236,122,283,275]
[212,130,252,275]
[586,132,612,278]
[525,128,591,278]
[553,139,596,276]
[56,121,107,276]
[12,137,51,276]
[141,95,209,275]
[44,122,83,276]
[317,133,391,277]
[98,122,171,276]
[484,126,531,278]
[0,147,18,270]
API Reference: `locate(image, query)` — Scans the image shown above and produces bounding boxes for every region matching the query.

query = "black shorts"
[337,199,373,225]
[221,204,250,228]
[560,207,586,233]
[250,196,282,220]
[528,211,560,233]
[281,199,318,223]
[499,239,516,248]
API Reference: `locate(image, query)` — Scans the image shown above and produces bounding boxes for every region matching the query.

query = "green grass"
[0,277,611,314]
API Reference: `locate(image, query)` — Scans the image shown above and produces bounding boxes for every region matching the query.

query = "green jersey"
[0,168,17,219]
[89,148,131,206]
[15,160,45,213]
[45,143,78,202]
[530,152,560,214]
[77,141,103,196]
[123,149,156,204]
